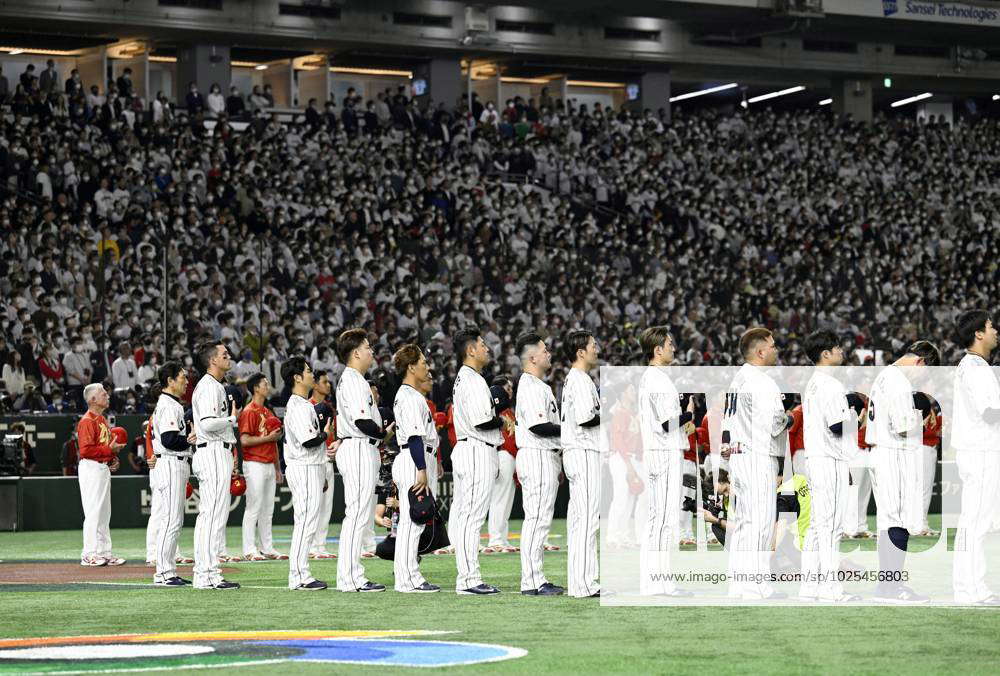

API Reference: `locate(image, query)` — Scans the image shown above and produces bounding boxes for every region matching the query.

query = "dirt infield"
[0,562,234,584]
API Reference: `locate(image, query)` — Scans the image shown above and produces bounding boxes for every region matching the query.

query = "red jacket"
[445,404,457,448]
[923,411,942,447]
[77,410,115,463]
[499,408,517,456]
[789,406,804,456]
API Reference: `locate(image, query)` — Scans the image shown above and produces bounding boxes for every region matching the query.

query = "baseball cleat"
[208,580,240,590]
[459,583,501,595]
[154,577,188,587]
[245,553,268,561]
[145,560,156,567]
[105,556,126,566]
[360,551,376,559]
[522,582,565,596]
[402,582,440,593]
[975,596,1000,606]
[294,580,329,591]
[873,585,929,604]
[308,551,336,560]
[543,544,561,551]
[354,581,386,592]
[175,555,195,564]
[80,556,107,567]
[823,593,862,603]
[431,546,455,555]
[480,546,499,555]
[264,552,290,560]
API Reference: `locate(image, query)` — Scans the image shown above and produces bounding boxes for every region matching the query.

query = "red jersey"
[685,424,697,463]
[239,401,279,463]
[62,439,79,475]
[610,405,641,460]
[499,408,517,456]
[309,397,336,447]
[445,404,457,448]
[923,412,942,447]
[144,418,154,460]
[77,410,115,463]
[789,406,804,456]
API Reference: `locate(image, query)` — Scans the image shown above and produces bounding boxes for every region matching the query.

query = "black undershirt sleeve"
[159,430,190,452]
[529,422,561,437]
[475,417,503,431]
[661,411,694,432]
[580,414,601,428]
[355,418,383,439]
[303,434,326,448]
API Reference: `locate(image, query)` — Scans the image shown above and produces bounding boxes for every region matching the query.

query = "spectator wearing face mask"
[48,387,72,413]
[207,84,225,118]
[226,86,245,118]
[185,82,204,115]
[111,342,137,393]
[3,352,27,397]
[38,343,65,396]
[63,337,91,407]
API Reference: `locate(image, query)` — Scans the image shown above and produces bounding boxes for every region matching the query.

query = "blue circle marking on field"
[252,638,528,667]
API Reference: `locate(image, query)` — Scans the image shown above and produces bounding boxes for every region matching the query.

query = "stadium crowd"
[0,58,996,416]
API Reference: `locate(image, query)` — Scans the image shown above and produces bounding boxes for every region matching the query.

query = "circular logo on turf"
[0,631,527,672]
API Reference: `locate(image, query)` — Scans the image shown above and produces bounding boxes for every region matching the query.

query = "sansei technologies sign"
[879,0,1000,24]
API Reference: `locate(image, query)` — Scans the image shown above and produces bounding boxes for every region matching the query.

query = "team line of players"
[78,310,1000,602]
[133,326,605,596]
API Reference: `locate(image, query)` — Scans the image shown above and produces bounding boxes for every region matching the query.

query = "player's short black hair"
[906,340,941,366]
[515,332,544,360]
[313,369,328,382]
[954,309,991,349]
[639,326,673,362]
[803,330,840,364]
[453,326,482,361]
[280,356,308,386]
[157,360,185,388]
[335,328,368,364]
[246,372,267,395]
[492,375,511,388]
[563,330,594,363]
[196,341,225,372]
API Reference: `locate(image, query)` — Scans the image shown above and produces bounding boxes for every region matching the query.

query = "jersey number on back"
[724,393,738,417]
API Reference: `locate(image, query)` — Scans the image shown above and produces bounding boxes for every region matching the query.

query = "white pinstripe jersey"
[638,366,684,452]
[283,393,325,466]
[951,353,1000,451]
[560,367,600,451]
[864,365,920,450]
[335,366,381,438]
[802,370,855,461]
[191,373,235,443]
[452,365,503,445]
[394,384,438,451]
[515,372,560,450]
[722,363,786,457]
[151,392,189,457]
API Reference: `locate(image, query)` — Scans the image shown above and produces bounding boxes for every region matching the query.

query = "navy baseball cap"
[408,487,436,525]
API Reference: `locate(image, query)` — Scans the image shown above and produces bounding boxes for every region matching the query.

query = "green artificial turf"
[0,519,998,674]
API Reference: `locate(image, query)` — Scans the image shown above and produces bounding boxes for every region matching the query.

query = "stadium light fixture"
[747,85,806,104]
[255,64,268,71]
[668,82,738,102]
[819,98,832,106]
[7,49,24,55]
[890,92,932,108]
[993,94,999,101]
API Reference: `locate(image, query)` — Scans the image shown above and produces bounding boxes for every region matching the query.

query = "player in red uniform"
[487,376,519,553]
[239,373,288,561]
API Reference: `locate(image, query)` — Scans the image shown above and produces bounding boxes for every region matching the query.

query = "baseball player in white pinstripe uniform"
[450,327,505,595]
[799,330,860,603]
[865,340,938,604]
[561,330,602,598]
[391,344,441,593]
[150,361,196,586]
[334,328,388,592]
[951,310,1000,605]
[309,370,340,559]
[722,328,791,601]
[637,327,693,598]
[513,333,565,596]
[190,342,240,590]
[281,356,333,591]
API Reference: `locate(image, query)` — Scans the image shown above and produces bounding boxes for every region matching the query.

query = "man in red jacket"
[917,396,943,537]
[77,383,126,566]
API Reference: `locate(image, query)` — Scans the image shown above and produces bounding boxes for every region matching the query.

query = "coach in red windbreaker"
[76,383,125,566]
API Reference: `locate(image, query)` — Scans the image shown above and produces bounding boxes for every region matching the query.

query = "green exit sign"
[884,77,892,88]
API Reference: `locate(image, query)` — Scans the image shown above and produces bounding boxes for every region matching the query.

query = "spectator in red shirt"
[62,425,79,476]
[487,376,518,553]
[76,383,126,566]
[38,344,65,396]
[238,373,287,561]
